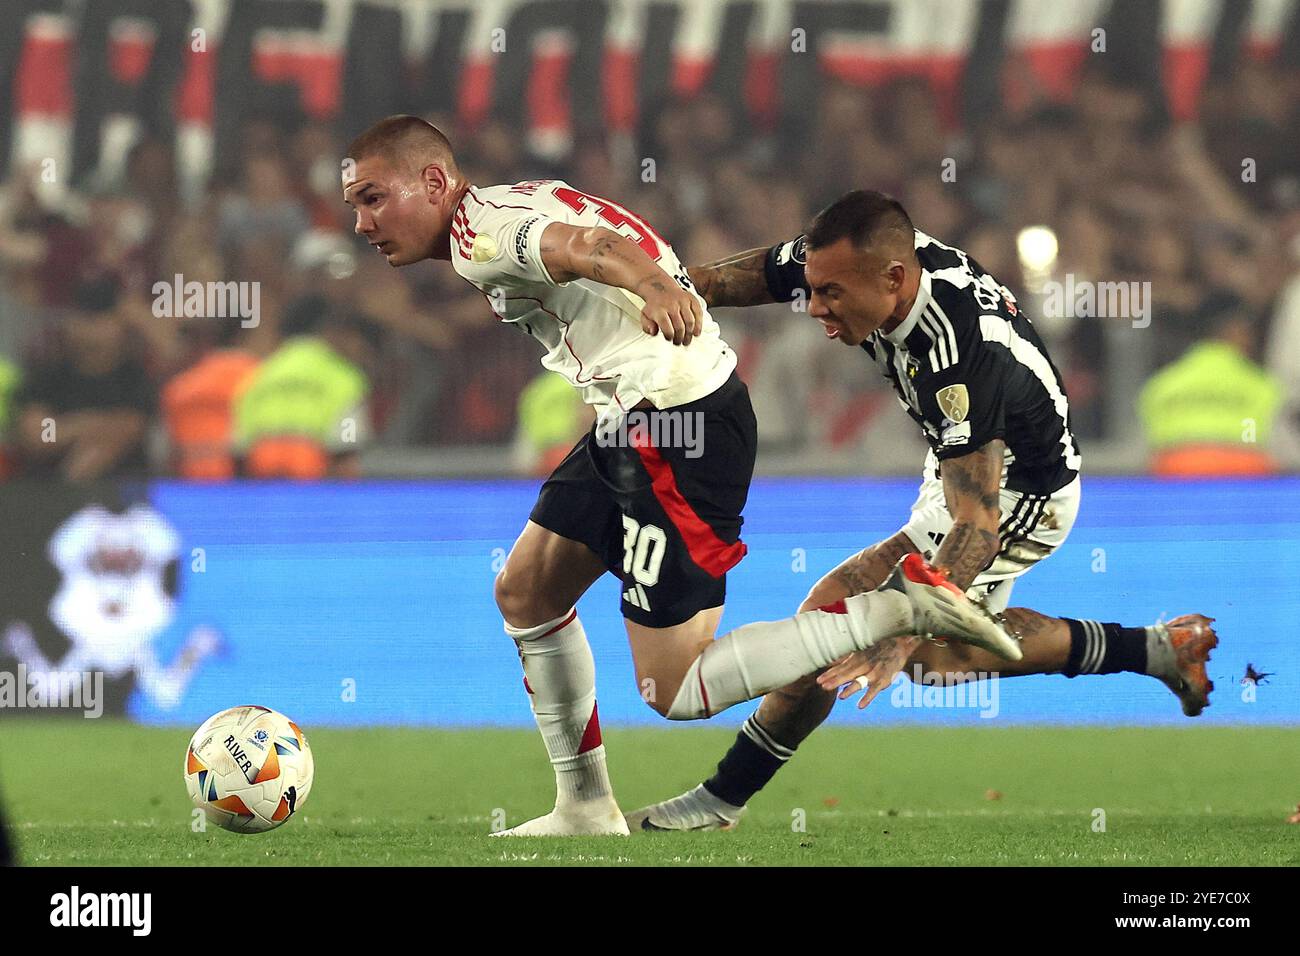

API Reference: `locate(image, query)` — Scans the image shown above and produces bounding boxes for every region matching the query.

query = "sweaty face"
[343,157,444,266]
[804,238,901,347]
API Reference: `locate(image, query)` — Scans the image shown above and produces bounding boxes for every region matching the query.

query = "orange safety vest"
[161,351,261,480]
[1151,445,1277,477]
[244,437,332,479]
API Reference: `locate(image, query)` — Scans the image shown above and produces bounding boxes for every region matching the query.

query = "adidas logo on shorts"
[623,584,652,610]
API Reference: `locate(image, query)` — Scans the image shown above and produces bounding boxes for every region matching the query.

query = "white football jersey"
[450,180,736,420]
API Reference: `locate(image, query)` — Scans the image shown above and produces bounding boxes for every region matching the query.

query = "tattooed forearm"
[686,247,773,308]
[542,225,664,290]
[939,446,1003,516]
[933,520,999,591]
[932,440,1004,589]
[999,607,1057,641]
[832,534,912,596]
[588,233,657,287]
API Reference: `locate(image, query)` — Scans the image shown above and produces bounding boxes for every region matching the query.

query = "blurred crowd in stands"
[1,57,1298,480]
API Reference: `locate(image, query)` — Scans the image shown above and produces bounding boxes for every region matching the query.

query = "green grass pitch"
[3,721,1296,866]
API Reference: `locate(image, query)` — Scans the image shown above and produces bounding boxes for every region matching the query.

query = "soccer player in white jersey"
[628,190,1220,832]
[341,116,1022,836]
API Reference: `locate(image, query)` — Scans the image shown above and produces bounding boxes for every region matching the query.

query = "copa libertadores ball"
[184,705,314,833]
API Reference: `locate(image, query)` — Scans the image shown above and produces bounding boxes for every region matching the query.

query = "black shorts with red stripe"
[528,371,757,628]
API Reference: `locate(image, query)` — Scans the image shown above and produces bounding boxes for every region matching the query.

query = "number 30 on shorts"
[621,516,666,586]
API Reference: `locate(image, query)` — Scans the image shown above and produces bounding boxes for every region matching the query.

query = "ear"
[421,163,447,199]
[885,260,906,291]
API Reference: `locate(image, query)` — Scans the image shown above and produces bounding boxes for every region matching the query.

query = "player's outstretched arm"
[539,222,702,345]
[686,247,775,309]
[934,439,1005,590]
[817,439,1007,708]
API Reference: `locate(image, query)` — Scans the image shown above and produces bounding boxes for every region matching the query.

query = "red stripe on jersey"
[453,209,476,256]
[630,439,746,579]
[451,217,473,258]
[457,210,478,240]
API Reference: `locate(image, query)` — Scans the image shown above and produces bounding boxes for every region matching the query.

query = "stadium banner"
[3,0,1299,187]
[0,477,1296,727]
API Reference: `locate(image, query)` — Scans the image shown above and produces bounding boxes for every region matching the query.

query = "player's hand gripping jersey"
[765,229,1082,496]
[451,181,737,419]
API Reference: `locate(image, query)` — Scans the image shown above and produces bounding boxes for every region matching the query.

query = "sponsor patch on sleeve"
[513,215,543,266]
[776,235,807,266]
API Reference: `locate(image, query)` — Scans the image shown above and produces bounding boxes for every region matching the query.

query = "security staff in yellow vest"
[1139,298,1282,476]
[233,296,377,479]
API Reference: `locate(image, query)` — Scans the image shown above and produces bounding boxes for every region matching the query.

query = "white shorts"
[899,451,1082,612]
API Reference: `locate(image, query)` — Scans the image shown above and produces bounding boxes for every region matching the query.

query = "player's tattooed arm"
[934,440,1005,591]
[831,533,912,596]
[686,247,775,309]
[539,222,702,345]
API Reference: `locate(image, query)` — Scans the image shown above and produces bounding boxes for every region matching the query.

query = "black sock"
[701,714,795,808]
[1062,619,1148,677]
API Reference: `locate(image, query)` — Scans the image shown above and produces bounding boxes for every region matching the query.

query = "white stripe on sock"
[1081,620,1105,674]
[742,716,794,761]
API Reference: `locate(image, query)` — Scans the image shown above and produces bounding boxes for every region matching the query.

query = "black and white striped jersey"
[763,229,1081,495]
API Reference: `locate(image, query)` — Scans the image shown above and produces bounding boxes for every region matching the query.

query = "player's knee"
[645,690,675,719]
[494,567,544,627]
[493,569,516,618]
[635,671,680,718]
[648,658,711,720]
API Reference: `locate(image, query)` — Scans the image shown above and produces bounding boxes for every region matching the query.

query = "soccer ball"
[184,705,314,833]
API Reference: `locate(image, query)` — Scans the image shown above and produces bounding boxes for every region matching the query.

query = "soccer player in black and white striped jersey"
[627,190,1220,832]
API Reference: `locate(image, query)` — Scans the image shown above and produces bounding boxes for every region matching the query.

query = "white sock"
[505,609,614,808]
[666,590,913,720]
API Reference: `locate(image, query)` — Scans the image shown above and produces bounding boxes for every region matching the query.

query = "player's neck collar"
[881,269,932,346]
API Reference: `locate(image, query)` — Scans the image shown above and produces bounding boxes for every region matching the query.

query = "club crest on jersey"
[936,384,969,423]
